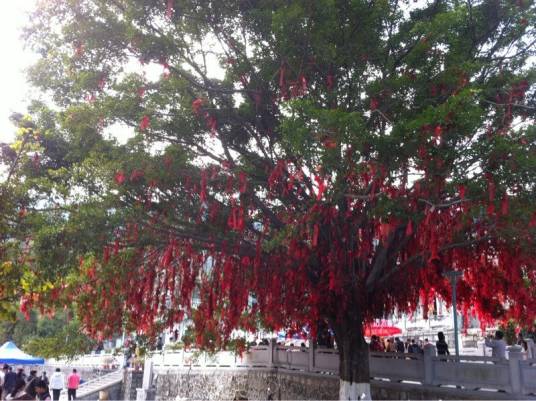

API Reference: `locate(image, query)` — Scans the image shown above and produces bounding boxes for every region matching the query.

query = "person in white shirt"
[485,330,507,359]
[49,369,65,401]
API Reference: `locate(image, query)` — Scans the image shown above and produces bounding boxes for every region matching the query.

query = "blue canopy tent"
[0,342,44,365]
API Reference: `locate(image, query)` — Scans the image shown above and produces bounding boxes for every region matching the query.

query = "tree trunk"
[334,319,371,400]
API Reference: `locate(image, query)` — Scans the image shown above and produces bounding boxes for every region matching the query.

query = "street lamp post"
[443,270,463,357]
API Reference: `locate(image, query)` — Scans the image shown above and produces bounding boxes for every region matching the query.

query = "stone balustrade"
[47,353,122,369]
[149,344,536,397]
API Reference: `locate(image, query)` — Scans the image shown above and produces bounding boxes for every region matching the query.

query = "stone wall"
[122,370,144,401]
[152,368,534,401]
[154,368,337,400]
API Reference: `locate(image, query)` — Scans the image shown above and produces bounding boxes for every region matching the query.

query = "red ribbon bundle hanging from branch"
[529,212,536,228]
[434,125,442,144]
[192,98,203,115]
[314,175,326,200]
[206,115,217,137]
[130,169,144,182]
[166,0,174,19]
[199,169,208,203]
[312,224,319,247]
[140,115,150,131]
[114,170,126,185]
[405,220,413,236]
[238,171,247,194]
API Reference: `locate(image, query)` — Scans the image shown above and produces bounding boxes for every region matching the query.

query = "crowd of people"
[369,329,535,359]
[368,332,450,355]
[0,367,80,401]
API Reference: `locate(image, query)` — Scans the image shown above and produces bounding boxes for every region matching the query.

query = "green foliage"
[499,320,518,346]
[23,319,95,360]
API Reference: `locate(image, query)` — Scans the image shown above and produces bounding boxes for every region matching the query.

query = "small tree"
[22,1,536,399]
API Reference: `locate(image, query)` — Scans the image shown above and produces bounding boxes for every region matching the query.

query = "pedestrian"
[0,365,6,400]
[49,368,64,401]
[408,339,422,354]
[386,338,397,352]
[40,372,49,387]
[14,369,24,384]
[395,337,405,353]
[369,336,383,352]
[423,338,435,354]
[436,331,450,356]
[3,367,17,398]
[35,380,51,401]
[485,330,507,359]
[25,370,38,399]
[66,369,80,401]
[517,333,528,351]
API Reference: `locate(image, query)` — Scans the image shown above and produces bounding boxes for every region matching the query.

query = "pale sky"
[0,0,38,143]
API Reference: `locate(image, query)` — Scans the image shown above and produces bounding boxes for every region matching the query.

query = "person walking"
[35,380,51,401]
[0,365,6,400]
[395,337,405,353]
[408,339,421,353]
[40,372,49,388]
[369,336,383,352]
[3,367,17,399]
[517,332,528,351]
[436,332,450,356]
[66,369,80,401]
[423,338,436,355]
[49,369,64,401]
[386,338,397,352]
[24,370,38,399]
[485,330,507,359]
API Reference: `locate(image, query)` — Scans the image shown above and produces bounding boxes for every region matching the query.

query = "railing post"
[269,338,275,368]
[423,345,436,385]
[526,338,535,359]
[308,341,316,372]
[508,345,523,395]
[142,358,153,390]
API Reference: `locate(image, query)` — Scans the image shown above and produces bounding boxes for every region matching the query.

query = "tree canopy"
[7,0,536,397]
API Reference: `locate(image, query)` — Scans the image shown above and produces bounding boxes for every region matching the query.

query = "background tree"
[20,0,536,399]
[0,110,122,356]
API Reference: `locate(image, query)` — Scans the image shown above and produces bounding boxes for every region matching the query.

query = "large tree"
[21,0,536,399]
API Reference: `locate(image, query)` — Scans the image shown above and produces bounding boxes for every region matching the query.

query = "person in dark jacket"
[408,339,422,353]
[25,370,38,399]
[436,331,450,355]
[3,367,17,397]
[35,379,52,401]
[395,337,405,353]
[40,372,49,387]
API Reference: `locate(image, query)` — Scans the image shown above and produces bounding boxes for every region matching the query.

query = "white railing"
[47,353,121,369]
[150,344,536,396]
